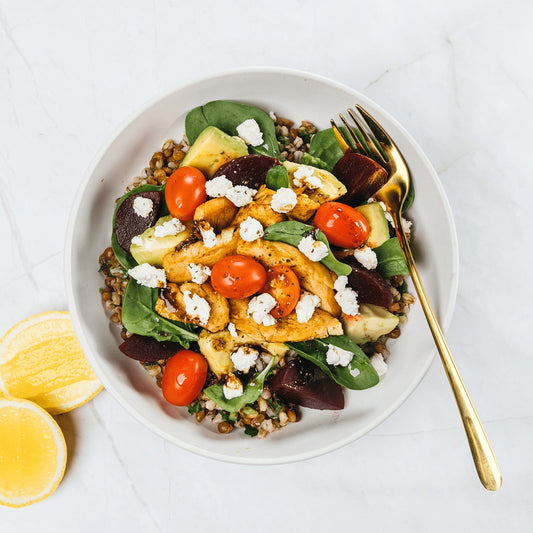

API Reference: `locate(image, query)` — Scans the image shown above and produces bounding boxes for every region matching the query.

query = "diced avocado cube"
[342,303,399,344]
[181,126,248,178]
[355,202,390,249]
[130,215,192,267]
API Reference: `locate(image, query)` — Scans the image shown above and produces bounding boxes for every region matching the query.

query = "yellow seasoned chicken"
[236,239,341,317]
[162,226,238,283]
[193,197,238,232]
[231,185,286,227]
[229,299,342,343]
[155,282,229,333]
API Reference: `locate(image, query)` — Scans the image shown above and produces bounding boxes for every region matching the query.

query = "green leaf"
[374,237,409,277]
[286,335,379,390]
[185,100,280,158]
[111,184,165,270]
[187,401,202,414]
[244,425,259,437]
[263,221,351,277]
[121,279,199,348]
[265,165,289,190]
[299,153,330,170]
[309,128,354,170]
[402,183,415,213]
[203,358,275,413]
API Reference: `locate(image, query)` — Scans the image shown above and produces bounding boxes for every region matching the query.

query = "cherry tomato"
[263,265,301,318]
[161,350,208,406]
[314,202,370,248]
[211,255,267,299]
[165,166,207,221]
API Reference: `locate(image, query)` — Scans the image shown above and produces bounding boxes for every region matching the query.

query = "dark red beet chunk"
[119,334,180,362]
[114,191,162,253]
[270,357,344,411]
[345,258,392,308]
[333,152,388,205]
[212,154,277,190]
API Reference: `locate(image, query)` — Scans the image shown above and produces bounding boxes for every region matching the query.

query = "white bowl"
[65,68,458,464]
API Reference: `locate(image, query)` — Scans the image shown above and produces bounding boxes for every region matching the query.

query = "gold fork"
[331,105,502,491]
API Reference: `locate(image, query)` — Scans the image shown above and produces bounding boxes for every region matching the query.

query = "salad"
[98,100,415,438]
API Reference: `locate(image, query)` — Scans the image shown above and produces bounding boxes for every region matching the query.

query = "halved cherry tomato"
[314,201,370,248]
[211,255,267,299]
[263,265,300,318]
[165,166,207,221]
[161,349,208,406]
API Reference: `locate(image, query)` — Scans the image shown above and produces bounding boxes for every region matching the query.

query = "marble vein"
[88,402,164,533]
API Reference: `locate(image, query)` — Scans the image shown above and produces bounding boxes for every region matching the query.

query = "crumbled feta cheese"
[298,234,329,262]
[401,218,412,234]
[334,275,349,292]
[154,217,185,238]
[227,322,238,338]
[370,352,388,378]
[183,290,211,326]
[295,292,321,323]
[236,118,264,147]
[223,373,243,399]
[292,166,323,189]
[187,263,211,284]
[199,226,217,248]
[353,246,378,270]
[269,111,277,121]
[239,217,264,242]
[335,286,359,316]
[270,187,297,213]
[225,185,257,207]
[133,196,153,218]
[350,367,361,378]
[326,345,353,367]
[247,293,277,326]
[231,346,259,373]
[131,235,144,247]
[205,175,233,198]
[128,263,166,288]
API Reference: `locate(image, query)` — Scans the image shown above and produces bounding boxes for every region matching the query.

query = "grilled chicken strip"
[229,298,342,343]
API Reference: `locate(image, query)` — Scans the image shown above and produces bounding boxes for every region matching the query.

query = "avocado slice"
[355,202,390,249]
[130,215,193,267]
[342,303,399,344]
[181,126,248,178]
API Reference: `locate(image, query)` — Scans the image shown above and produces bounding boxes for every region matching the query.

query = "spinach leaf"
[374,237,409,277]
[299,152,330,170]
[265,165,289,190]
[121,279,199,348]
[111,184,164,270]
[309,127,355,170]
[286,335,379,390]
[402,183,415,213]
[203,358,275,413]
[263,221,351,276]
[185,100,280,158]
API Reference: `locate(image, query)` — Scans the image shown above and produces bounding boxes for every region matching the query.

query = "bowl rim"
[65,66,459,464]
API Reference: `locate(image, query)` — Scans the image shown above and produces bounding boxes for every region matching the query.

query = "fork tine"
[339,113,366,155]
[355,104,394,149]
[330,119,351,154]
[347,108,388,167]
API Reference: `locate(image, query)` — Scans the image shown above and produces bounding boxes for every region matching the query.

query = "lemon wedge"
[0,311,102,414]
[0,397,67,507]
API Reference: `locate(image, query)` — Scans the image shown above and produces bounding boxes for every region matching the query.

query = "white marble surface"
[1,0,532,530]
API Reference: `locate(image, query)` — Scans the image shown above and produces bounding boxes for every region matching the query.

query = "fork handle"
[393,213,502,491]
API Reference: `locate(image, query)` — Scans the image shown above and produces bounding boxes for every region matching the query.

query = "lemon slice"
[0,311,102,414]
[0,397,67,507]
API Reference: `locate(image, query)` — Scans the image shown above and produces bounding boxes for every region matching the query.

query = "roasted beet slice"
[114,190,162,253]
[345,258,392,308]
[270,357,344,410]
[333,152,388,205]
[212,154,277,190]
[119,334,180,362]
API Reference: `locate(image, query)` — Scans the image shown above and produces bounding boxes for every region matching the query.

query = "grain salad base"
[98,114,415,438]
